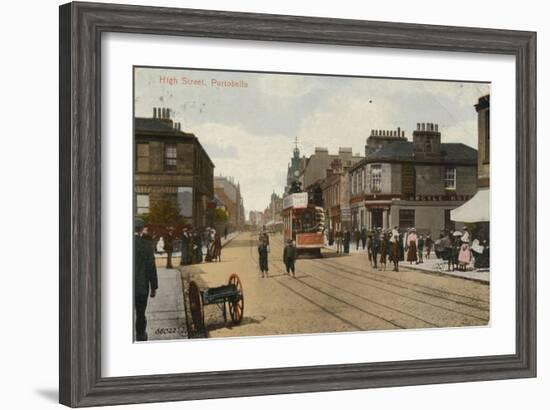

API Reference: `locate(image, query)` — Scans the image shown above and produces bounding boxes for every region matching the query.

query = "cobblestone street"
[176,232,489,339]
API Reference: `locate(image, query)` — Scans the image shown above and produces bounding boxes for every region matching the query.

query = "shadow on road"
[205,315,266,333]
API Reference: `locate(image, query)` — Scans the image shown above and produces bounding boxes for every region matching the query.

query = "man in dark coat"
[179,228,190,266]
[343,229,351,253]
[371,230,381,268]
[360,227,367,250]
[258,237,269,278]
[134,218,158,342]
[283,239,297,278]
[192,230,203,264]
[164,227,174,268]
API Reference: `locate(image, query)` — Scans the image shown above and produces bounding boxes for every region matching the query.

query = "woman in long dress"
[212,232,222,262]
[379,233,388,271]
[458,241,471,271]
[406,228,418,264]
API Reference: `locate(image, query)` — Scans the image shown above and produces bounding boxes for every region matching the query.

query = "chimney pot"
[397,127,401,136]
[435,124,439,132]
[422,123,426,131]
[417,123,420,131]
[167,108,171,119]
[153,107,157,118]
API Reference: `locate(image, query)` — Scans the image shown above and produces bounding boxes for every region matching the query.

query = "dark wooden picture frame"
[59,2,536,407]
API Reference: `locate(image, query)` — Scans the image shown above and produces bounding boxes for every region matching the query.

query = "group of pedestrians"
[434,227,479,271]
[179,227,223,266]
[257,231,298,279]
[329,228,358,254]
[328,226,437,272]
[149,226,226,269]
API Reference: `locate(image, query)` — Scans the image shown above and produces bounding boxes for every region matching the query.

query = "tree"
[145,199,184,225]
[214,208,229,224]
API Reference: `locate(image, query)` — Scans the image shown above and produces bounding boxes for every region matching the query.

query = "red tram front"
[282,192,325,257]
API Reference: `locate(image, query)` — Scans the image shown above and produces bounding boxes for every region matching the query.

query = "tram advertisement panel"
[296,232,324,247]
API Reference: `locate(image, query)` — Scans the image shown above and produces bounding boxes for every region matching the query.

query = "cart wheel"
[228,273,244,324]
[188,280,204,332]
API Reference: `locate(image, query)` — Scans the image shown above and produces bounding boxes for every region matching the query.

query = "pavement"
[145,231,240,341]
[143,266,188,341]
[324,242,490,284]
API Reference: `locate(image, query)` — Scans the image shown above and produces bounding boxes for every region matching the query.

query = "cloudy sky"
[134,66,489,214]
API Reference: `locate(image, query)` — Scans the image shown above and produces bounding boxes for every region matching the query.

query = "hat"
[287,239,293,243]
[134,218,145,230]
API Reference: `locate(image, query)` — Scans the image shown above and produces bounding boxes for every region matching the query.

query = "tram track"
[320,257,489,306]
[268,236,488,327]
[310,258,489,322]
[261,236,439,329]
[306,260,488,323]
[247,234,405,330]
[316,257,489,311]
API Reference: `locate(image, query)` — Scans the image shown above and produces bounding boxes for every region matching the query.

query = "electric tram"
[281,192,325,257]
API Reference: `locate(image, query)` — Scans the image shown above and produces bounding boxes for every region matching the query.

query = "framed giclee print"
[59,2,537,407]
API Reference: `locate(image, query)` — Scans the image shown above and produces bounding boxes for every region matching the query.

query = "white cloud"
[186,122,291,213]
[296,94,399,156]
[258,74,320,98]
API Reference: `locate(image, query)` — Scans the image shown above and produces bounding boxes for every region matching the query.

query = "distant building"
[134,107,214,228]
[348,123,478,235]
[249,210,265,226]
[299,147,362,191]
[264,192,283,224]
[285,139,305,194]
[214,175,244,230]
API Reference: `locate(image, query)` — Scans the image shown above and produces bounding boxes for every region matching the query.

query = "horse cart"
[187,273,244,333]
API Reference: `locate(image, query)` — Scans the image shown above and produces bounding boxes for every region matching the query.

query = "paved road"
[185,232,490,339]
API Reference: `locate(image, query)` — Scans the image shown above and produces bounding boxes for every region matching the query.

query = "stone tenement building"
[348,124,478,235]
[321,158,353,234]
[134,107,214,228]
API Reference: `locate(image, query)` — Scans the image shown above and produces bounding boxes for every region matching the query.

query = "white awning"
[450,188,490,223]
